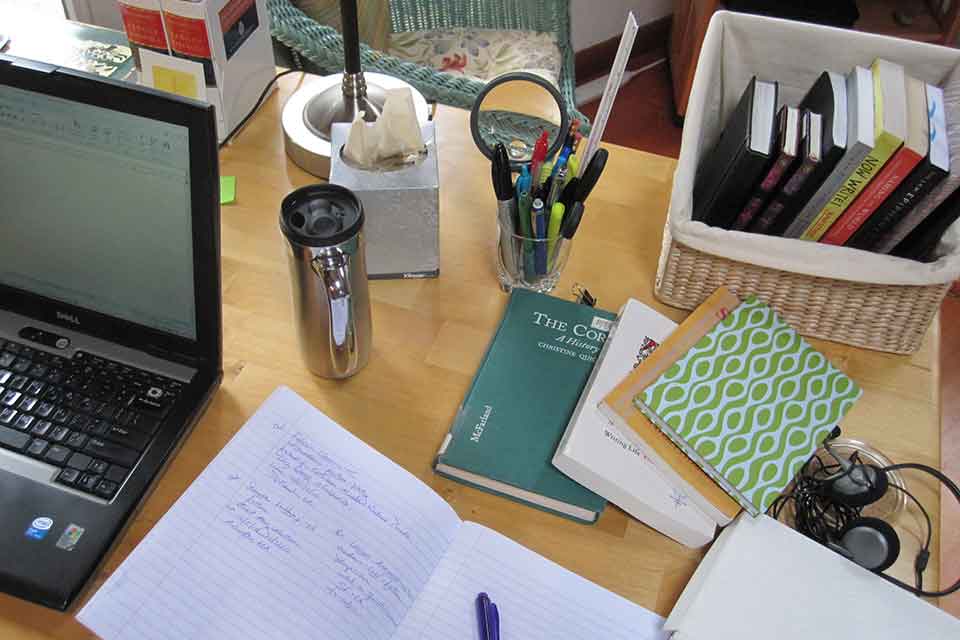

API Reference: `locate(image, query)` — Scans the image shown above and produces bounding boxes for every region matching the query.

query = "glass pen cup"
[495,218,572,293]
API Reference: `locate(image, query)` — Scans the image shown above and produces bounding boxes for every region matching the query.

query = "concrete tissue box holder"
[329,122,439,279]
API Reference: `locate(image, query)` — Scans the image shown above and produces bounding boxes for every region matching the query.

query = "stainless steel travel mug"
[280,184,372,379]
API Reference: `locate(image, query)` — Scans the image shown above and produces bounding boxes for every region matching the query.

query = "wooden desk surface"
[0,74,944,637]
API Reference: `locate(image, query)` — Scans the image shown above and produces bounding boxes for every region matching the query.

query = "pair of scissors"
[558,147,608,208]
[573,148,608,204]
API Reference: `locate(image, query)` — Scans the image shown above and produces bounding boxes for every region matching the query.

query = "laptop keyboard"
[0,338,183,500]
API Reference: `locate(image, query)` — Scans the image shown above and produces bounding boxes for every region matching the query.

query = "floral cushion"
[388,28,561,87]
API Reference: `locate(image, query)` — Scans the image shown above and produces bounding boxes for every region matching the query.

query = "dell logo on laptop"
[56,311,81,325]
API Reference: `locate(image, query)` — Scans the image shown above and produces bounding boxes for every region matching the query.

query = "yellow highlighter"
[539,160,553,186]
[565,155,579,185]
[547,202,565,267]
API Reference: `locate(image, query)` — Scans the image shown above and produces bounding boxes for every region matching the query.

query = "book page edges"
[634,399,759,516]
[596,403,735,525]
[599,288,743,522]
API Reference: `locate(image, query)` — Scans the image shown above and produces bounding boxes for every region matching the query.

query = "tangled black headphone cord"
[768,454,862,546]
[769,456,960,597]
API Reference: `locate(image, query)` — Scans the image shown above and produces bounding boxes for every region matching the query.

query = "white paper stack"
[667,514,960,639]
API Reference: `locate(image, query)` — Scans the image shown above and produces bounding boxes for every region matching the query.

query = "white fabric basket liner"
[666,10,960,286]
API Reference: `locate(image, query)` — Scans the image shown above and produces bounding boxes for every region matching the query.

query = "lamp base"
[303,72,388,141]
[282,72,430,178]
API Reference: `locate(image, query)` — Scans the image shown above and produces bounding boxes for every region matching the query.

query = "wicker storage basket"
[656,227,950,353]
[656,11,960,354]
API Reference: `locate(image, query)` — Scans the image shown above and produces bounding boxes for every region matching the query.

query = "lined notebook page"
[395,522,668,640]
[78,386,462,640]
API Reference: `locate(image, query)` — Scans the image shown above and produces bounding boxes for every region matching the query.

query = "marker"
[492,143,518,275]
[565,154,580,186]
[547,201,565,266]
[539,160,553,186]
[529,131,549,188]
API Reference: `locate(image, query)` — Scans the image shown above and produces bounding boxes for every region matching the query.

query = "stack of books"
[556,287,861,546]
[694,59,960,261]
[435,288,861,550]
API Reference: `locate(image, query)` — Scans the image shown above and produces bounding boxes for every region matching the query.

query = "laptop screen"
[0,83,197,340]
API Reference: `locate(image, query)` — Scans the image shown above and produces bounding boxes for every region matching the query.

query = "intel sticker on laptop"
[56,524,85,551]
[25,517,54,540]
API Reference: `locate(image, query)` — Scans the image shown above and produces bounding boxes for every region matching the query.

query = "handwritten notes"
[78,387,666,640]
[78,387,461,640]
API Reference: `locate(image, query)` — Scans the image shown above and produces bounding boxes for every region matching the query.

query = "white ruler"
[578,12,639,177]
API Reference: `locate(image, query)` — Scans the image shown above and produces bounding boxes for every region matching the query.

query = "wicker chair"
[266,0,589,127]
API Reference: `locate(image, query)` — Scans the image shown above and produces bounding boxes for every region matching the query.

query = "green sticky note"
[220,176,236,205]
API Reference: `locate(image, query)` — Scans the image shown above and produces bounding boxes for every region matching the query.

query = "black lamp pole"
[301,0,386,142]
[340,0,362,75]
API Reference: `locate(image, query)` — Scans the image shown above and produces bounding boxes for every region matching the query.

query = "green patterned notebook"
[634,296,861,516]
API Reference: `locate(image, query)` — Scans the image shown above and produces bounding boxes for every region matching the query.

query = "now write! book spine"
[821,75,928,246]
[799,59,907,241]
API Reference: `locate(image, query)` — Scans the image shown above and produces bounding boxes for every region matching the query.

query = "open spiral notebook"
[77,386,667,640]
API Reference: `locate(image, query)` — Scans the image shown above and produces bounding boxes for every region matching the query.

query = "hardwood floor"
[580,60,683,158]
[583,62,960,613]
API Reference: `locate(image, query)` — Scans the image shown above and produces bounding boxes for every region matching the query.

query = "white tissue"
[343,88,425,168]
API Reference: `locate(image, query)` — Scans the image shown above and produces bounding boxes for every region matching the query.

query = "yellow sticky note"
[220,176,236,205]
[153,66,199,99]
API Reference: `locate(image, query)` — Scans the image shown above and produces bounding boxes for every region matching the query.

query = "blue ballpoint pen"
[476,593,489,639]
[476,593,499,640]
[550,149,569,179]
[515,166,535,277]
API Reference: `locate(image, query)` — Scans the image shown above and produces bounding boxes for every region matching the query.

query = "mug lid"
[280,184,364,247]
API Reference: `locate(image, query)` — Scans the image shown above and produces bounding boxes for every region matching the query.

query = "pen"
[547,163,566,208]
[532,197,547,275]
[515,165,535,277]
[550,147,569,179]
[515,165,532,234]
[476,592,499,640]
[559,118,580,158]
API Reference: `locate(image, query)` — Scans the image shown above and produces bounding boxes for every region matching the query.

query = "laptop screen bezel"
[0,55,221,369]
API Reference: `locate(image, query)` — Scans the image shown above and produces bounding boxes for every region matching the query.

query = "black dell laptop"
[0,54,222,610]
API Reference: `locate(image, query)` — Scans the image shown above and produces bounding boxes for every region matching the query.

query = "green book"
[435,289,616,523]
[635,296,862,516]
